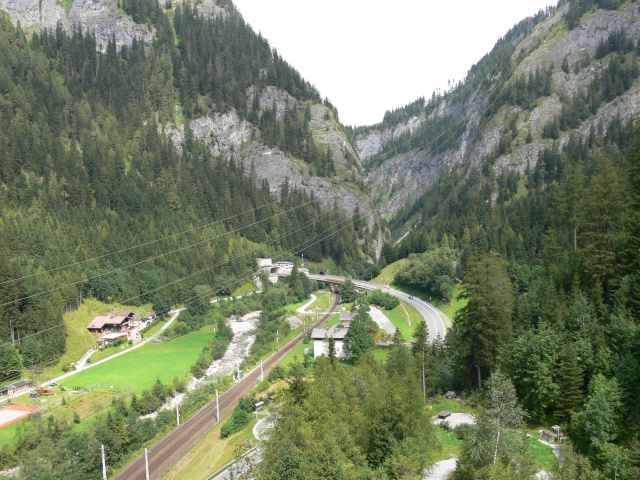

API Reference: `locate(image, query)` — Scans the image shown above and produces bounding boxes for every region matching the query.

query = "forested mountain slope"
[0,0,377,379]
[365,2,640,478]
[358,0,640,218]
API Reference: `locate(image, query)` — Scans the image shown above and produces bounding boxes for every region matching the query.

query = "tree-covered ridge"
[172,2,320,119]
[0,15,364,378]
[382,106,640,475]
[259,353,438,479]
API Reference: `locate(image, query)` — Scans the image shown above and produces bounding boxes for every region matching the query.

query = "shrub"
[156,409,176,429]
[267,365,286,383]
[368,289,400,310]
[220,396,254,438]
[172,376,187,393]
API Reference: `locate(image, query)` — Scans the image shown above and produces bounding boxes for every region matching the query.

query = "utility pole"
[315,306,319,324]
[176,404,180,426]
[260,359,264,382]
[101,445,107,480]
[216,389,219,423]
[8,319,14,346]
[145,448,150,480]
[276,330,279,350]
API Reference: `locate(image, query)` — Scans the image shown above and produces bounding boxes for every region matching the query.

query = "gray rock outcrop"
[359,2,640,217]
[1,0,154,52]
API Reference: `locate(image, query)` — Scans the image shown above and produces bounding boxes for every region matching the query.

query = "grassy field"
[88,342,135,364]
[141,319,167,338]
[373,258,411,285]
[432,425,464,462]
[391,283,466,326]
[283,298,309,313]
[383,300,421,340]
[0,388,124,445]
[303,290,333,313]
[527,435,557,472]
[60,328,217,395]
[323,313,341,327]
[163,413,258,480]
[280,341,312,366]
[43,300,153,380]
[232,281,258,297]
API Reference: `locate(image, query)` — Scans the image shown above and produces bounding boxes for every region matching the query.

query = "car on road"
[50,382,57,386]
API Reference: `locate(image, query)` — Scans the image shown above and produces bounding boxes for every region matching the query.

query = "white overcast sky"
[232,0,554,127]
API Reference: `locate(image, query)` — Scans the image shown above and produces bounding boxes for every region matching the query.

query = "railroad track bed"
[115,294,340,480]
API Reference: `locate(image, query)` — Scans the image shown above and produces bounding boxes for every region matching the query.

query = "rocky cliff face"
[0,0,154,51]
[359,2,640,218]
[166,86,383,258]
[356,116,422,161]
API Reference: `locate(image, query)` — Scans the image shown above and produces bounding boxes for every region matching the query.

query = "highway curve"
[306,275,450,343]
[114,294,339,480]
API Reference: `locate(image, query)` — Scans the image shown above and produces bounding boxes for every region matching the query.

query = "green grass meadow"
[43,300,154,380]
[61,328,216,394]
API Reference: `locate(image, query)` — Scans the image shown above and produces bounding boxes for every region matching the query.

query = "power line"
[0,189,307,287]
[0,215,359,381]
[0,208,346,350]
[0,198,318,309]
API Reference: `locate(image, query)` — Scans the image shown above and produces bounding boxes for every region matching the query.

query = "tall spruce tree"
[555,343,584,421]
[452,252,514,390]
[411,318,429,402]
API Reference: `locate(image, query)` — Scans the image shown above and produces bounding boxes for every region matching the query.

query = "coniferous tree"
[327,335,336,366]
[288,264,305,301]
[339,278,357,303]
[583,156,626,295]
[555,343,584,422]
[452,252,514,390]
[411,318,429,402]
[344,299,375,360]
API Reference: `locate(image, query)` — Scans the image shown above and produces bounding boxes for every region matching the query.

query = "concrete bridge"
[278,273,451,342]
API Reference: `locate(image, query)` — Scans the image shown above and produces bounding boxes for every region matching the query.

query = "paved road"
[301,275,450,343]
[370,306,396,334]
[296,294,317,313]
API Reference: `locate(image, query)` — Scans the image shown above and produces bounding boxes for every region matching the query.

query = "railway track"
[114,293,339,480]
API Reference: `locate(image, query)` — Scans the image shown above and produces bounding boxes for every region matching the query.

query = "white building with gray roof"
[310,327,350,359]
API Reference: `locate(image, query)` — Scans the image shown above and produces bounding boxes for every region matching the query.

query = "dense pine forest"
[379,97,640,478]
[0,5,365,380]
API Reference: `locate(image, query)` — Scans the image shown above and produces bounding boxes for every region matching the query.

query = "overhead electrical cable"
[0,208,352,349]
[0,215,360,381]
[0,197,318,309]
[0,189,308,287]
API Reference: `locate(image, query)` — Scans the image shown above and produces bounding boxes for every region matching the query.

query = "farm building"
[0,380,32,397]
[310,327,349,359]
[339,311,356,327]
[87,310,134,334]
